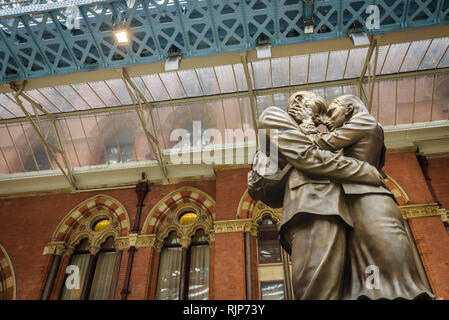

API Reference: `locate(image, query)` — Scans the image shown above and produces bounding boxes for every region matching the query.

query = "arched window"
[0,243,16,300]
[60,236,117,300]
[24,143,52,172]
[100,130,134,164]
[60,238,90,300]
[42,195,129,301]
[156,229,210,300]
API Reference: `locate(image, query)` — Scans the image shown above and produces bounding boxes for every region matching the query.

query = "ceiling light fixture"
[165,45,182,71]
[349,30,370,47]
[113,10,130,45]
[256,33,271,59]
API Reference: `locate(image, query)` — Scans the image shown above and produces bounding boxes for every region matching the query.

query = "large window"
[256,215,289,300]
[100,130,134,164]
[257,216,282,264]
[60,236,117,300]
[156,229,210,300]
[24,144,52,172]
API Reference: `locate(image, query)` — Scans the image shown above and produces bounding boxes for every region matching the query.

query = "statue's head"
[287,91,328,125]
[325,95,369,131]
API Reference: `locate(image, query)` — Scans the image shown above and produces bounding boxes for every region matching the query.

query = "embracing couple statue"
[248,91,433,300]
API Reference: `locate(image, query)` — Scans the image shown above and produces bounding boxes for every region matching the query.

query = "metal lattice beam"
[120,69,169,182]
[0,0,448,83]
[8,82,77,190]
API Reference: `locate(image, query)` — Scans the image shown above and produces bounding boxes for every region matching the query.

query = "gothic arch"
[142,186,216,244]
[49,194,130,250]
[0,243,16,300]
[384,175,411,205]
[236,190,282,228]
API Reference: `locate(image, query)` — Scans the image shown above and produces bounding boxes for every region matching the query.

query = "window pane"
[156,247,182,300]
[188,245,210,300]
[89,251,116,300]
[60,253,90,300]
[260,281,285,300]
[257,223,281,264]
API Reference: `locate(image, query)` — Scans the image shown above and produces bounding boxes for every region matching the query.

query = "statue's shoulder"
[259,106,290,123]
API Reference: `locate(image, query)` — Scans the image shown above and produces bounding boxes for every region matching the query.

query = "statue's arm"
[259,107,383,186]
[310,114,376,152]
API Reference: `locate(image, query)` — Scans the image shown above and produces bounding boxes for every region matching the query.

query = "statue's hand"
[299,123,319,135]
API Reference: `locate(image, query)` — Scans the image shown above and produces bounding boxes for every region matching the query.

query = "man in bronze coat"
[257,91,385,299]
[308,94,433,299]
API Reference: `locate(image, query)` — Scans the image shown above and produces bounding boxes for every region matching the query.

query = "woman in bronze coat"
[311,94,433,300]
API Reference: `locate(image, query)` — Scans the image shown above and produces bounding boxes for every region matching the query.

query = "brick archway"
[51,194,131,244]
[142,186,216,237]
[0,243,16,300]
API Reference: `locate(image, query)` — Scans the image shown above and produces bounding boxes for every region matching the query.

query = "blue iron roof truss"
[0,0,448,83]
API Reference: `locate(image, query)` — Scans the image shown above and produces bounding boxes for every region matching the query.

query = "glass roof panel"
[378,80,396,126]
[130,77,154,102]
[233,64,248,91]
[177,70,203,97]
[141,74,170,101]
[290,54,309,85]
[308,52,328,83]
[438,48,449,68]
[105,79,133,105]
[160,72,187,99]
[271,57,289,88]
[419,37,449,70]
[88,81,121,107]
[345,48,368,79]
[252,60,272,89]
[396,77,415,124]
[413,75,433,123]
[71,83,105,109]
[381,42,409,74]
[36,88,75,112]
[0,94,24,118]
[372,45,389,75]
[25,89,61,113]
[432,73,449,121]
[196,67,220,95]
[400,40,431,72]
[54,85,91,111]
[38,87,75,112]
[327,50,348,81]
[324,86,343,102]
[214,65,238,93]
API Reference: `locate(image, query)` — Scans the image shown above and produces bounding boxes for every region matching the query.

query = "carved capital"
[181,236,191,248]
[214,219,253,234]
[43,241,66,256]
[115,237,130,251]
[136,234,157,248]
[129,233,138,247]
[154,237,164,252]
[400,203,443,220]
[89,245,101,255]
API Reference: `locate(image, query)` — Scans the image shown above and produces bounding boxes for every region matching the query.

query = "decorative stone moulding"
[399,203,447,222]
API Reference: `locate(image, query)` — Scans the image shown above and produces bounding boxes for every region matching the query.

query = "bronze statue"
[251,91,433,300]
[255,91,385,299]
[309,94,433,300]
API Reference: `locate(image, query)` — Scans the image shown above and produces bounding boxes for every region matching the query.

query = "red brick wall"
[0,154,448,300]
[384,152,449,299]
[215,168,250,220]
[427,157,449,209]
[0,179,215,299]
[212,232,246,299]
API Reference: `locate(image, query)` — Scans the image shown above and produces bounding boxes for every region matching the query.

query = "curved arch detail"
[51,194,131,246]
[142,186,216,240]
[0,243,17,300]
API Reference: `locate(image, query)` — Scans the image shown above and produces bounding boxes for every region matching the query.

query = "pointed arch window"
[156,229,210,300]
[60,236,118,300]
